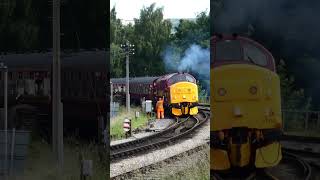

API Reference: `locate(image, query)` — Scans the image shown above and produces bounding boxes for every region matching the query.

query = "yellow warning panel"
[255,142,282,168]
[211,148,231,170]
[229,142,251,167]
[189,106,198,115]
[172,107,182,116]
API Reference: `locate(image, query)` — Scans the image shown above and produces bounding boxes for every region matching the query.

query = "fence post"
[305,111,309,131]
[10,128,16,176]
[318,112,320,129]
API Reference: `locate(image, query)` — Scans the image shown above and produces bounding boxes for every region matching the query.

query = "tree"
[110,6,125,77]
[0,0,107,52]
[173,12,210,50]
[277,59,311,110]
[130,3,172,76]
[0,0,41,51]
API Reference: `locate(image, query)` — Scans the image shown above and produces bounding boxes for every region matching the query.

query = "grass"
[110,106,150,140]
[165,148,210,180]
[130,146,210,180]
[10,138,108,180]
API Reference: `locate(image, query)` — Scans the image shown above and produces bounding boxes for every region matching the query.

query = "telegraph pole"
[0,63,8,179]
[52,0,63,173]
[125,48,130,113]
[110,82,113,116]
[120,41,134,113]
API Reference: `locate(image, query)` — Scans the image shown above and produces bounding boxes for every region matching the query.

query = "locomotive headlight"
[233,107,242,117]
[218,88,227,96]
[249,86,258,95]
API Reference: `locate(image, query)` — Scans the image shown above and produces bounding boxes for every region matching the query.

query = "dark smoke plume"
[162,44,210,93]
[214,0,320,106]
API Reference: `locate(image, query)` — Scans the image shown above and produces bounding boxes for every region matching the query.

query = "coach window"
[30,72,35,79]
[87,72,90,80]
[8,72,13,80]
[243,42,267,66]
[24,72,29,79]
[91,72,95,80]
[215,40,242,61]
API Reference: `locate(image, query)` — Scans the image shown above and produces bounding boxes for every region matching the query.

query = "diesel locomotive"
[211,34,282,170]
[111,72,199,116]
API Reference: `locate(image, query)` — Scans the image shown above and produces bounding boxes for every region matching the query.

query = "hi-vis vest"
[156,100,164,110]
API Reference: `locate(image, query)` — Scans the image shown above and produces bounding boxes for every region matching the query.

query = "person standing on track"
[156,96,164,119]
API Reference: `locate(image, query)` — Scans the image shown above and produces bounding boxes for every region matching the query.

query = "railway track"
[211,151,312,180]
[282,135,320,144]
[110,106,209,162]
[281,135,320,161]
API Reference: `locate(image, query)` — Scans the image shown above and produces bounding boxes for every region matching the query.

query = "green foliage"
[21,140,108,179]
[130,3,171,76]
[277,59,311,110]
[110,43,125,77]
[0,0,107,51]
[110,107,149,140]
[0,0,40,51]
[173,12,210,50]
[110,4,209,79]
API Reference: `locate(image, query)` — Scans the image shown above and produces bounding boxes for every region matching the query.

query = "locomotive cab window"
[168,74,196,85]
[215,40,242,61]
[243,42,268,66]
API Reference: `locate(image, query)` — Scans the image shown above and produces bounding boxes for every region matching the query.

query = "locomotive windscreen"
[168,73,196,85]
[242,42,268,66]
[214,39,268,67]
[215,40,242,61]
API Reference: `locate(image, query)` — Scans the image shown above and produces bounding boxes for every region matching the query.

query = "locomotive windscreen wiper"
[246,55,256,65]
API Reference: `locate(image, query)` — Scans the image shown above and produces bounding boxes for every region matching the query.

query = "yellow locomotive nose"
[170,82,198,116]
[211,64,282,170]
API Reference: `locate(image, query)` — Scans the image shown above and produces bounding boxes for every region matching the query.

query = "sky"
[110,0,209,22]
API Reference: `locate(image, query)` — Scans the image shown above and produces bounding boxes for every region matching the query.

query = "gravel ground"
[110,120,210,178]
[281,140,320,153]
[132,145,209,180]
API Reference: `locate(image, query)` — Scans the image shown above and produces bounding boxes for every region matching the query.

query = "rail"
[110,105,209,161]
[211,151,312,180]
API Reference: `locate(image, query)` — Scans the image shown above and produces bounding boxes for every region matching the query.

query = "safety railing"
[282,109,320,133]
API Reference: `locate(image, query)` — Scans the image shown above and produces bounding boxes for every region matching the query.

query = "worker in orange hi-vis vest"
[156,96,164,119]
